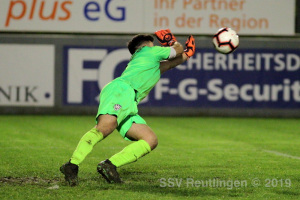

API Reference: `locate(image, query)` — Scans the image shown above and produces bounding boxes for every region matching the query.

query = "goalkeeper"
[60,29,196,186]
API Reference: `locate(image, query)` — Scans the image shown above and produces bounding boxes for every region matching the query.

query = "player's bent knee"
[151,138,158,150]
[96,114,118,137]
[145,135,158,150]
[95,126,113,138]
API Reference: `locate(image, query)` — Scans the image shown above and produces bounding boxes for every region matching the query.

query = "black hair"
[127,34,154,55]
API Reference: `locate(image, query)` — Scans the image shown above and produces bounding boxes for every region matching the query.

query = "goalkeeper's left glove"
[184,35,195,59]
[155,29,177,46]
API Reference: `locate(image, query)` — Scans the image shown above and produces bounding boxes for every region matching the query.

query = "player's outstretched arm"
[170,41,184,58]
[160,35,195,74]
[159,53,188,74]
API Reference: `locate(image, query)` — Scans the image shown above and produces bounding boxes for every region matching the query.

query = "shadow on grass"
[114,169,247,198]
[275,190,300,196]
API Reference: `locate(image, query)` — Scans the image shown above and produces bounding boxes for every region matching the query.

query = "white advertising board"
[0,0,295,35]
[0,44,55,106]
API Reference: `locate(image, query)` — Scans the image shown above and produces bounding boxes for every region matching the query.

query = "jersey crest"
[114,104,122,111]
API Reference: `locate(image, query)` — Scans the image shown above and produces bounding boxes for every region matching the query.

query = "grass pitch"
[0,116,299,199]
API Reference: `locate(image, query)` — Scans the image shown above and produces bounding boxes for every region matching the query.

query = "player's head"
[127,34,154,55]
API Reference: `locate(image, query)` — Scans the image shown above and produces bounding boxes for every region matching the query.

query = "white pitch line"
[263,150,300,160]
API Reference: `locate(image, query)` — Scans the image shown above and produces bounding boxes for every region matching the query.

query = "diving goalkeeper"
[60,29,196,186]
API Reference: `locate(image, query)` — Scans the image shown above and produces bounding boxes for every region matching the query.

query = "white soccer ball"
[212,27,239,54]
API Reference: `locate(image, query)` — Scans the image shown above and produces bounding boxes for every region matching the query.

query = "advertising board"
[0,44,55,106]
[63,46,300,108]
[0,0,295,35]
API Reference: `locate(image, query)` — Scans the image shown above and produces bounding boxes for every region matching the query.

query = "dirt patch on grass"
[0,176,61,186]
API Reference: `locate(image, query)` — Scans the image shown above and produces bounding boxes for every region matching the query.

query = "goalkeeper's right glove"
[184,35,195,58]
[155,29,177,46]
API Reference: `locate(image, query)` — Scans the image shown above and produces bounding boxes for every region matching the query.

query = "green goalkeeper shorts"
[96,80,146,141]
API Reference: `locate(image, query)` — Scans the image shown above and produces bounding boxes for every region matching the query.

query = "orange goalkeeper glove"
[184,35,195,58]
[155,29,177,46]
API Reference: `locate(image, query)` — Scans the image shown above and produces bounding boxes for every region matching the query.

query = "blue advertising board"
[63,46,300,108]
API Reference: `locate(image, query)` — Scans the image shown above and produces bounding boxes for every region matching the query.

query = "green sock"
[70,128,103,165]
[109,140,151,168]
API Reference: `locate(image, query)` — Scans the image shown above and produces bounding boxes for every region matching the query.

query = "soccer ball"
[212,27,239,54]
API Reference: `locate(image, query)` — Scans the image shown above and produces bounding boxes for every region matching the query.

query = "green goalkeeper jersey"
[116,46,171,103]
